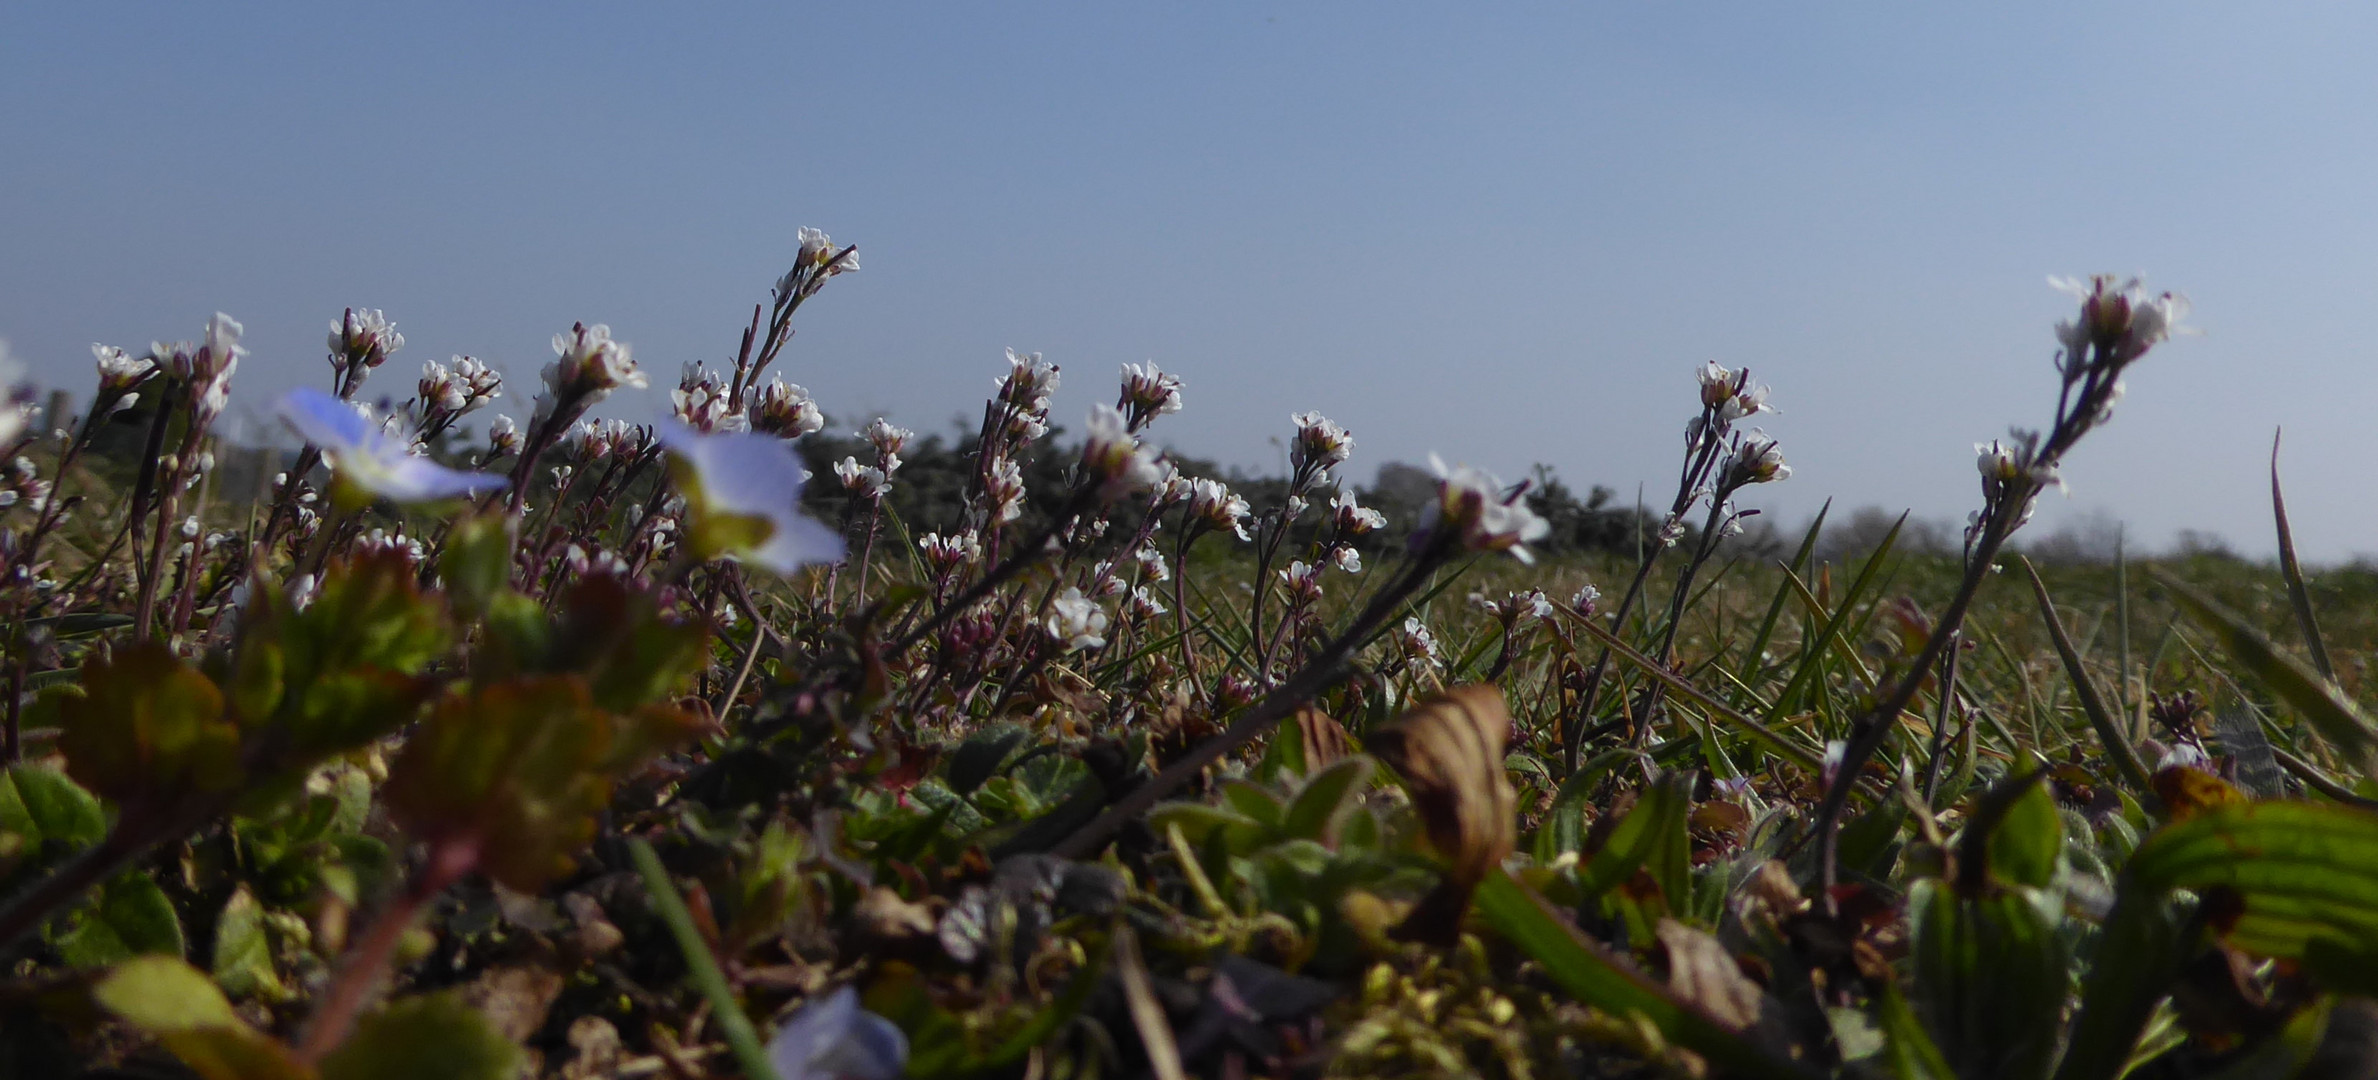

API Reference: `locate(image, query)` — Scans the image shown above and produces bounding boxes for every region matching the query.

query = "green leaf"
[1578,773,1692,903]
[435,512,515,620]
[49,640,241,806]
[1280,756,1374,845]
[318,993,524,1080]
[211,886,288,1002]
[0,764,106,851]
[1473,869,1818,1079]
[2059,800,2378,1080]
[1872,984,1957,1080]
[2156,571,2378,776]
[57,872,186,968]
[92,956,313,1080]
[1986,769,2065,891]
[1907,882,2068,1080]
[946,727,1027,797]
[1218,780,1286,829]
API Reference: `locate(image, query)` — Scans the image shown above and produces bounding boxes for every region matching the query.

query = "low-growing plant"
[0,243,2372,1080]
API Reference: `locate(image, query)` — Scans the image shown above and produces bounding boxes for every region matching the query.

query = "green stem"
[629,838,780,1080]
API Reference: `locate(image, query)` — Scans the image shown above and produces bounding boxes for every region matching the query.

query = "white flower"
[1133,544,1171,582]
[765,986,907,1080]
[1118,361,1184,423]
[1330,546,1362,574]
[486,414,521,457]
[1128,585,1168,620]
[1289,410,1354,482]
[92,344,157,392]
[660,424,845,576]
[1045,586,1110,651]
[1185,478,1251,540]
[1728,430,1791,485]
[543,323,646,405]
[1395,617,1442,667]
[1698,361,1774,422]
[1331,487,1386,536]
[1421,454,1551,563]
[1571,582,1601,618]
[751,378,826,438]
[327,307,403,372]
[982,455,1026,524]
[275,387,506,504]
[1278,559,1323,604]
[1080,404,1165,500]
[835,456,891,499]
[863,418,913,459]
[2050,275,2189,368]
[998,349,1062,411]
[918,530,982,574]
[673,363,740,433]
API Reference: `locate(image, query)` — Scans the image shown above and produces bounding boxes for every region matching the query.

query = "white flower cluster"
[751,378,826,439]
[1080,404,1165,501]
[995,349,1061,442]
[419,355,502,416]
[1045,586,1110,651]
[1289,411,1354,488]
[1117,361,1184,428]
[672,363,741,434]
[329,307,404,376]
[1421,455,1551,563]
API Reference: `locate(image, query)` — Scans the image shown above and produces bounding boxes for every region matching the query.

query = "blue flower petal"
[275,386,372,450]
[768,987,906,1080]
[381,456,510,500]
[660,424,844,576]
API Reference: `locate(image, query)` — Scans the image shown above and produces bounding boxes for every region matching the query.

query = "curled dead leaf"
[1367,684,1517,943]
[1292,705,1353,772]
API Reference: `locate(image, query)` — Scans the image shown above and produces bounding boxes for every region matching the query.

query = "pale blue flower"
[275,386,507,503]
[659,424,844,575]
[766,986,907,1080]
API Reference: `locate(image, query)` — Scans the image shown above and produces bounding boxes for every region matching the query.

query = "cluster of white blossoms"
[917,530,982,577]
[1696,361,1774,423]
[2050,274,2188,373]
[1421,454,1552,563]
[542,323,647,414]
[151,314,245,425]
[418,356,502,416]
[328,307,404,377]
[1571,581,1602,618]
[835,456,892,500]
[1080,404,1166,501]
[750,378,826,439]
[1117,361,1184,428]
[1126,585,1168,621]
[673,363,740,434]
[982,455,1027,525]
[1277,559,1324,605]
[1289,411,1354,488]
[1474,588,1554,626]
[776,226,860,302]
[567,418,644,463]
[1726,430,1792,487]
[91,343,157,399]
[1330,487,1386,536]
[1045,585,1111,651]
[1176,477,1252,540]
[995,349,1061,441]
[1394,616,1444,669]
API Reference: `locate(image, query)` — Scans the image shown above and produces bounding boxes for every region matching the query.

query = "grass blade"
[1472,868,1821,1080]
[629,839,781,1080]
[2156,570,2378,779]
[2272,430,2338,682]
[2021,558,2151,792]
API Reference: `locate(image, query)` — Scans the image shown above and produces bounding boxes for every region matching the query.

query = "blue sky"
[4,3,2372,558]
